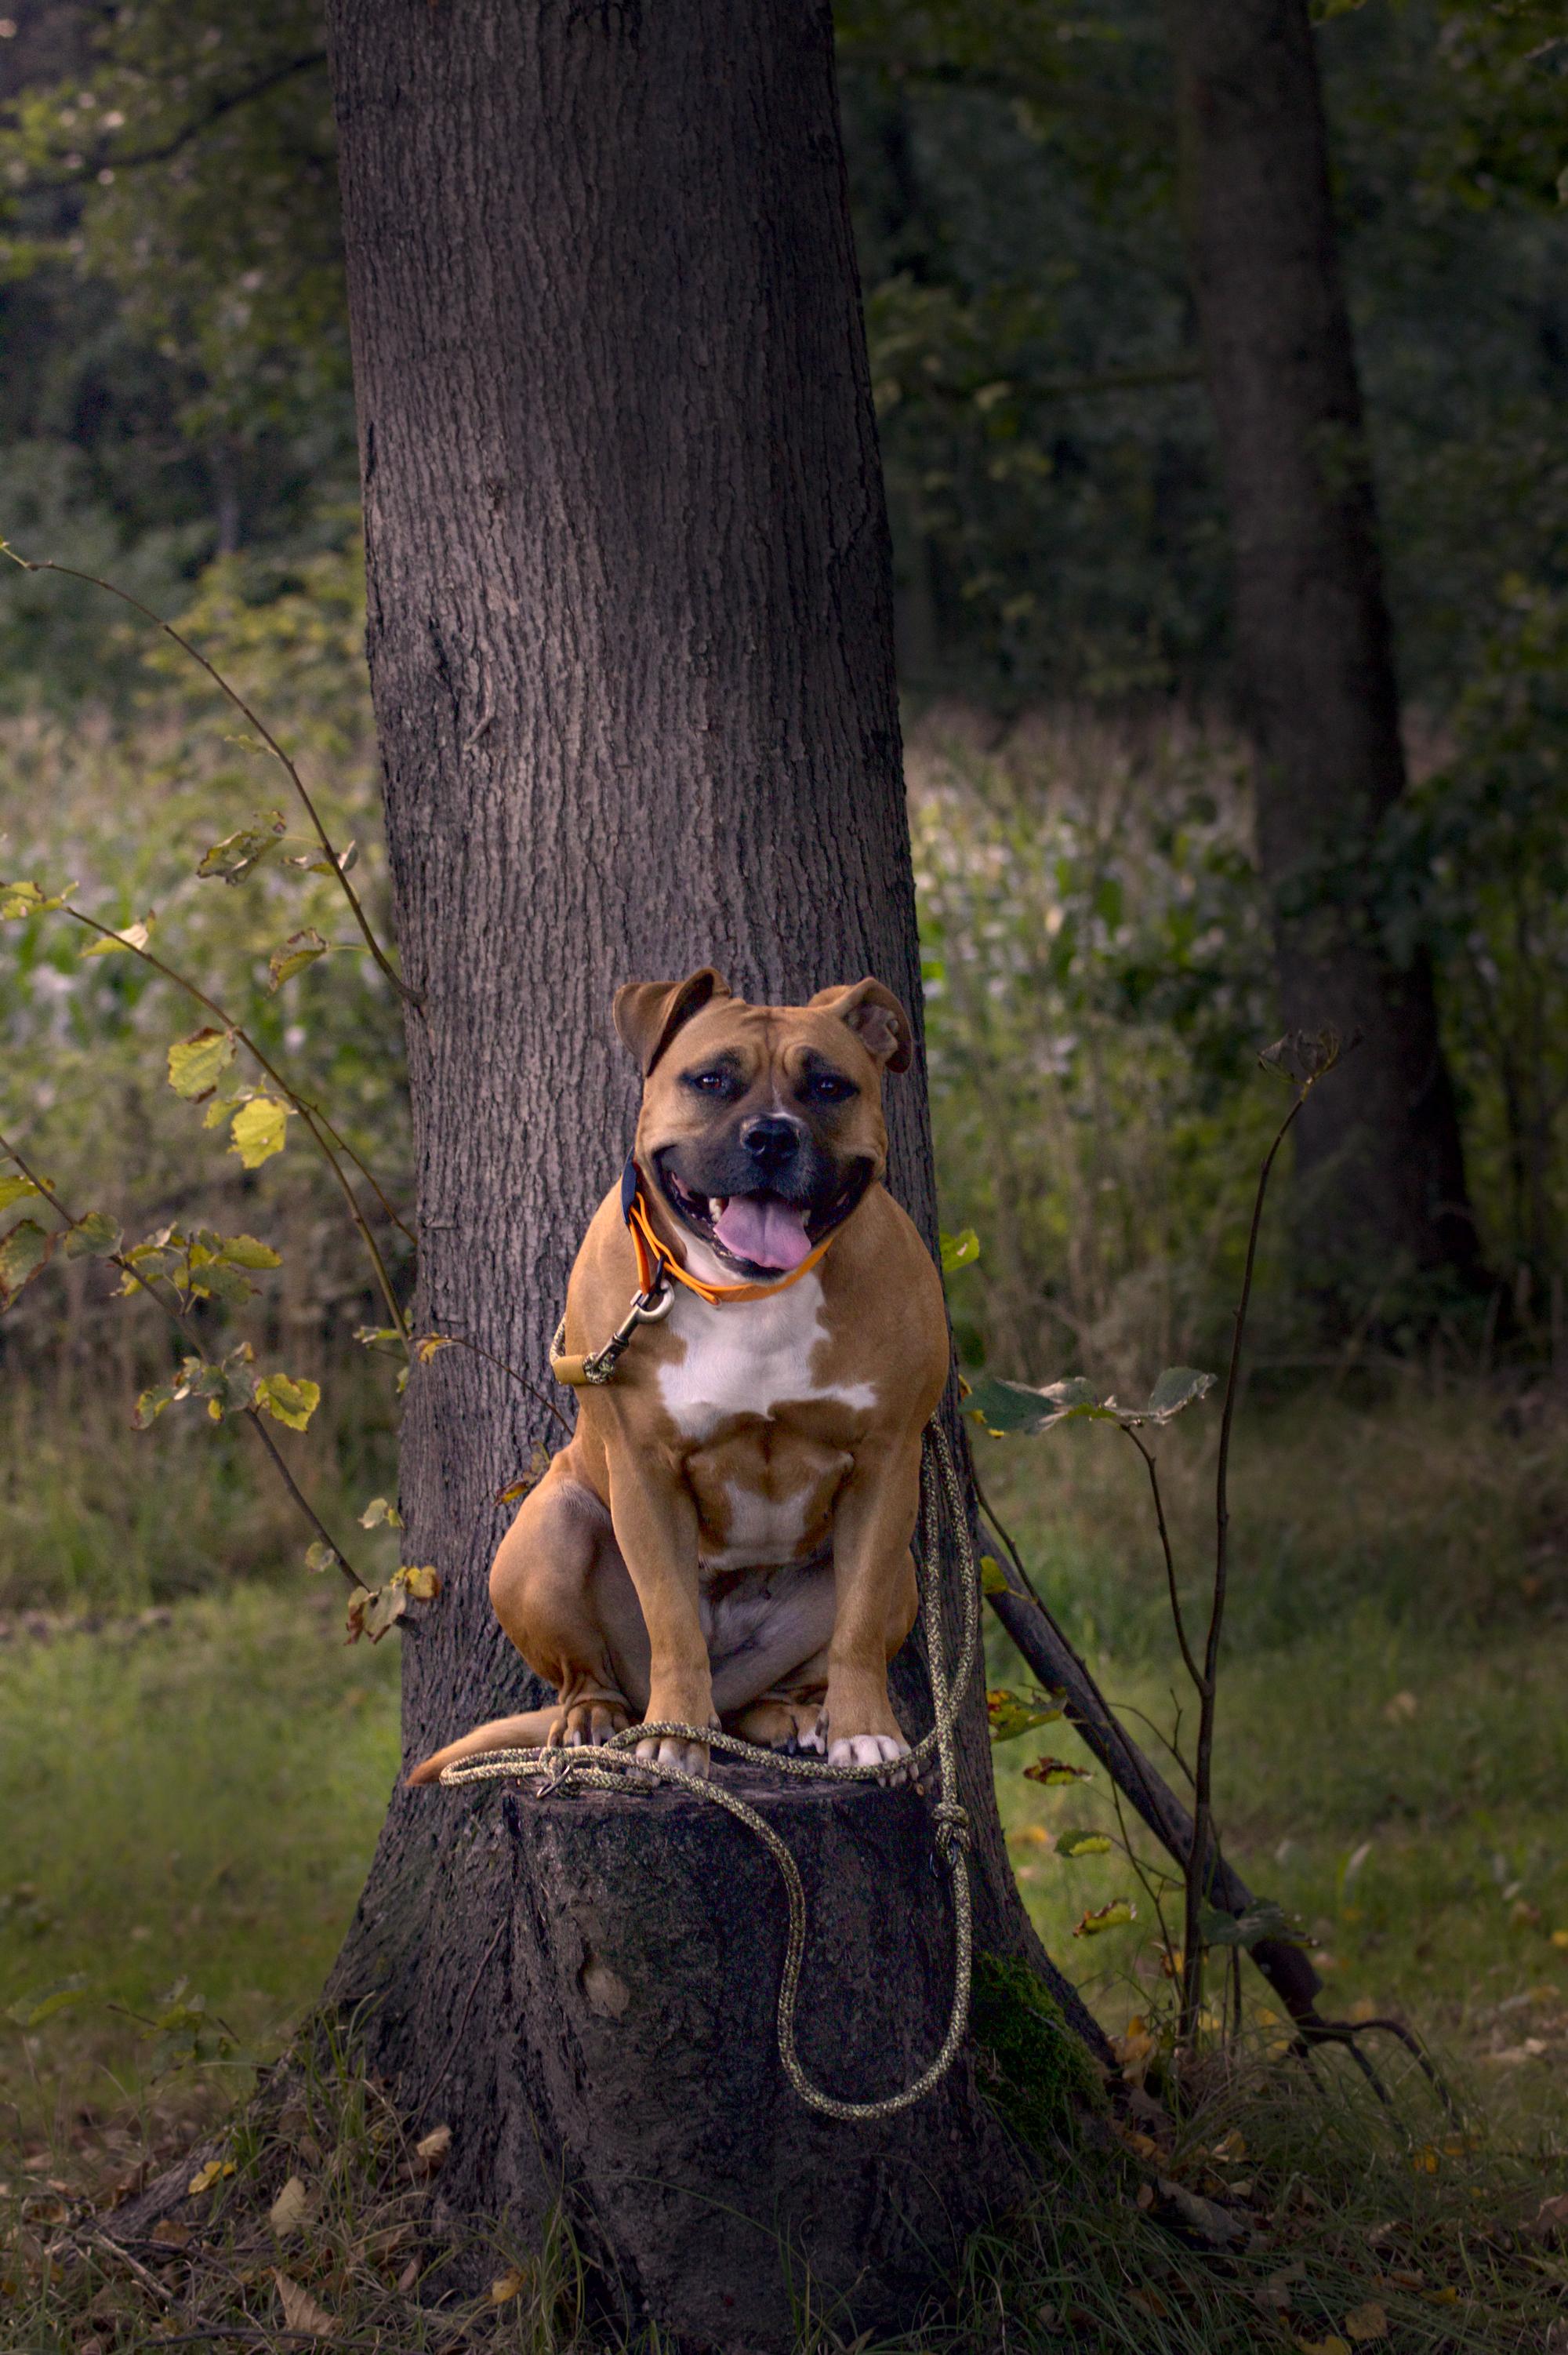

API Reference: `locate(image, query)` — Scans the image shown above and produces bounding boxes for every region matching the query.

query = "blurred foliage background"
[0,0,1566,1573]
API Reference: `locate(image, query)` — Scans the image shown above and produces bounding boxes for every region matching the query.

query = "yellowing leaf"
[267,2175,310,2237]
[1073,1899,1137,1938]
[1343,2305,1388,2343]
[412,2124,451,2176]
[81,914,153,958]
[489,2268,526,2304]
[414,1333,452,1365]
[254,1372,321,1431]
[358,1495,403,1530]
[1024,1757,1091,1786]
[267,928,330,991]
[396,1565,441,1601]
[272,2267,336,2338]
[229,1095,289,1169]
[188,2158,236,2196]
[303,1540,340,1575]
[197,811,286,885]
[216,1233,282,1270]
[1550,1929,1568,1950]
[0,878,70,920]
[979,1554,1009,1594]
[1295,2339,1351,2355]
[1058,1830,1112,1858]
[0,1218,55,1306]
[0,1172,48,1212]
[986,1686,1065,1740]
[168,1027,236,1102]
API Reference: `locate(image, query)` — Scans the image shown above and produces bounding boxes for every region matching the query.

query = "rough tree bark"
[321,4,1104,2342]
[1166,0,1481,1295]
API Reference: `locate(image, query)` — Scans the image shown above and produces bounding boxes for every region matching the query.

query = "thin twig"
[1120,1425,1204,1695]
[970,1463,1050,1613]
[413,1330,574,1436]
[1181,1061,1322,2046]
[0,1130,367,1593]
[0,543,414,1007]
[413,1917,507,2126]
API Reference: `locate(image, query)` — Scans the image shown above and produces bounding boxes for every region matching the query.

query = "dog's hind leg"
[489,1449,651,1742]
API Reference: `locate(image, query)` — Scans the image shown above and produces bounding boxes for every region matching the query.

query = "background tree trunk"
[322,2,1104,2338]
[1166,0,1482,1299]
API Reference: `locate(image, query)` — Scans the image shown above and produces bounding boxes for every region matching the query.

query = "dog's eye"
[684,1067,739,1098]
[800,1070,857,1105]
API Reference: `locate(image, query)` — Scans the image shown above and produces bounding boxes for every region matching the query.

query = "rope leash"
[441,1422,979,2121]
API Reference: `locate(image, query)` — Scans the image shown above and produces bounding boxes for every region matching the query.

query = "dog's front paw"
[634,1730,713,1777]
[827,1729,913,1782]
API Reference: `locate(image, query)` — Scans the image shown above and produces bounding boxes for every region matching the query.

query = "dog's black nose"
[740,1116,803,1174]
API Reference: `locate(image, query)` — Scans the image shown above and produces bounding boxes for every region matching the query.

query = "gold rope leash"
[441,1423,979,2122]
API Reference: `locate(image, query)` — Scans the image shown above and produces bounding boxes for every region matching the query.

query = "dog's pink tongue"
[713,1194,812,1272]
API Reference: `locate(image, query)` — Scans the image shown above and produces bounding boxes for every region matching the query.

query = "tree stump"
[371,1767,1033,2350]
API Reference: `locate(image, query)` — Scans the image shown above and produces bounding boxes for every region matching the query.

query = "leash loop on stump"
[441,1422,981,2121]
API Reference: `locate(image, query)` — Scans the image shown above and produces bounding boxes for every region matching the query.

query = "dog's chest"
[655,1273,877,1443]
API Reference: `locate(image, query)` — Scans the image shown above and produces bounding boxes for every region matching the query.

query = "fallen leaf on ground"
[268,2174,310,2236]
[490,2266,527,2302]
[1528,2192,1568,2239]
[187,2158,235,2196]
[411,2123,451,2177]
[273,2267,336,2337]
[1344,2302,1388,2342]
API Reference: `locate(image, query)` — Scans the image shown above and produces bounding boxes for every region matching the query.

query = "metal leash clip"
[551,1276,674,1388]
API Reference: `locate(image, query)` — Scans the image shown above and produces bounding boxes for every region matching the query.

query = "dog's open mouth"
[655,1159,871,1277]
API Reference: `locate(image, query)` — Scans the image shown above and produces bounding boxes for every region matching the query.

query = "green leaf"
[0,1172,47,1213]
[168,1027,236,1102]
[5,1972,91,2027]
[196,810,286,885]
[214,1234,281,1270]
[64,1210,123,1259]
[254,1372,321,1431]
[1073,1899,1137,1938]
[939,1227,982,1274]
[228,1096,289,1169]
[979,1553,1010,1595]
[1145,1367,1217,1423]
[1196,1898,1305,1952]
[354,1325,404,1350]
[267,928,330,991]
[986,1685,1066,1741]
[133,1379,179,1430]
[1057,1830,1113,1859]
[0,1218,55,1307]
[81,914,154,959]
[965,1373,1108,1437]
[0,878,70,921]
[358,1495,403,1530]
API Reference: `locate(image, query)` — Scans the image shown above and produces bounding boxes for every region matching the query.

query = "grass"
[2,1373,1566,2349]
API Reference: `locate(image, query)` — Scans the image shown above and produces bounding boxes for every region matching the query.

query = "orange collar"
[625,1163,839,1305]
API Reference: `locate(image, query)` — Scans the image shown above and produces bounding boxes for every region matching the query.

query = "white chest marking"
[699,1479,812,1572]
[656,1261,877,1441]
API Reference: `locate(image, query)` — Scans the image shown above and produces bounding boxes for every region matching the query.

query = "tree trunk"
[321,3,1104,2339]
[1166,0,1481,1296]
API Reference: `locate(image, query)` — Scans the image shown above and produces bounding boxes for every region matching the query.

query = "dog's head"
[613,967,913,1281]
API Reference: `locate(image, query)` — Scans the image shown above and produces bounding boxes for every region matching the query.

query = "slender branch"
[0,1131,366,1591]
[68,53,328,176]
[1181,1068,1319,2048]
[969,1461,1050,1612]
[292,1092,416,1247]
[0,544,414,1008]
[1120,1424,1204,1695]
[63,903,407,1342]
[413,1330,574,1436]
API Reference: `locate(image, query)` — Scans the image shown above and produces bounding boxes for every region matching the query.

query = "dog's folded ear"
[808,978,915,1074]
[613,968,733,1074]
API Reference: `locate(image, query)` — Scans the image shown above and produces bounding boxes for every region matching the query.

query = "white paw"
[828,1732,912,1779]
[797,1718,826,1754]
[637,1734,712,1779]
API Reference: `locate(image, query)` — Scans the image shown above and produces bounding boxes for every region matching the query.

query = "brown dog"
[409,969,949,1785]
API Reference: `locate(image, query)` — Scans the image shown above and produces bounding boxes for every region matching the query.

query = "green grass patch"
[0,1582,400,2164]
